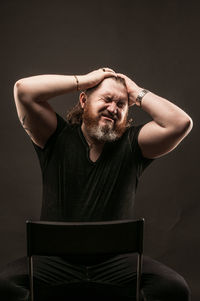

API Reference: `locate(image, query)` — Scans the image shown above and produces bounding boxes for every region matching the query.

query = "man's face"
[81,78,129,142]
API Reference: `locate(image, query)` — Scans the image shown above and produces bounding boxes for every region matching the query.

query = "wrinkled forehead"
[96,78,128,102]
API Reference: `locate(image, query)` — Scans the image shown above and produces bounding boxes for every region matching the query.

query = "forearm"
[118,73,192,133]
[15,74,79,103]
[134,89,192,131]
[15,68,117,105]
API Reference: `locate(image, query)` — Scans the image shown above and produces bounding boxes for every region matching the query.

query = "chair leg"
[28,256,34,301]
[136,253,143,301]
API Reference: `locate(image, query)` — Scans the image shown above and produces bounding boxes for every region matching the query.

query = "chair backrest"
[26,219,144,257]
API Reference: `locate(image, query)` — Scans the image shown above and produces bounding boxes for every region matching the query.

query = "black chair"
[26,219,144,301]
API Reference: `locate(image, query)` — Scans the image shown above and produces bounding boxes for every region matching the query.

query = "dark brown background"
[0,0,199,300]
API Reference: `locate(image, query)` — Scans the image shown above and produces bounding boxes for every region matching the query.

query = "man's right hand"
[79,67,117,90]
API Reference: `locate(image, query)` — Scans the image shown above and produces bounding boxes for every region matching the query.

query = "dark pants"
[0,254,191,301]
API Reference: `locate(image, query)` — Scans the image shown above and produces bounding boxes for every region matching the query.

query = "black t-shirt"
[33,114,153,222]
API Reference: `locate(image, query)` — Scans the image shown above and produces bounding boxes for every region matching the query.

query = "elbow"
[14,79,25,100]
[181,115,193,135]
[14,80,22,96]
[186,116,193,133]
[174,115,193,138]
[13,79,32,104]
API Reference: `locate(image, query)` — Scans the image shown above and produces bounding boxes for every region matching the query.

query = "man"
[0,67,192,300]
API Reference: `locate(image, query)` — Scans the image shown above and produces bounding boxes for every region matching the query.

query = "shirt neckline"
[78,126,107,165]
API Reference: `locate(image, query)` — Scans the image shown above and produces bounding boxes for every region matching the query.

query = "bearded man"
[0,67,192,301]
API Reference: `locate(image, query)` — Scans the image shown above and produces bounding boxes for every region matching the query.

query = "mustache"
[100,110,118,121]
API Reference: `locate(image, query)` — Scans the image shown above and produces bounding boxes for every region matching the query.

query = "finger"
[101,67,116,73]
[103,72,118,79]
[116,73,126,78]
[101,68,118,79]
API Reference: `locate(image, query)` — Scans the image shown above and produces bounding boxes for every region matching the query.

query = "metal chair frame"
[26,218,144,301]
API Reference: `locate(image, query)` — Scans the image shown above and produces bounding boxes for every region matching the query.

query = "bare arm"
[118,73,193,159]
[14,68,116,148]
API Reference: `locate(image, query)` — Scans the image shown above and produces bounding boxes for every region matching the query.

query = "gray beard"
[87,123,119,142]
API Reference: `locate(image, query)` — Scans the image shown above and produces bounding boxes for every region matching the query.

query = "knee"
[166,274,191,301]
[0,278,29,301]
[143,273,191,301]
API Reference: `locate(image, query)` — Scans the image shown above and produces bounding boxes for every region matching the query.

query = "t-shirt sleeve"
[32,113,66,171]
[128,124,154,177]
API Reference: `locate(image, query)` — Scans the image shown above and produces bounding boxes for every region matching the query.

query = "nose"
[107,102,118,115]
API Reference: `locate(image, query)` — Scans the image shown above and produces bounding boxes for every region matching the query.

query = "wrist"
[74,75,80,91]
[132,87,143,100]
[73,75,93,91]
[134,88,150,107]
[74,75,88,91]
[129,87,143,106]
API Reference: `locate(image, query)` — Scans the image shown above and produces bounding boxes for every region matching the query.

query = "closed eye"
[103,97,126,109]
[117,101,126,108]
[104,97,112,103]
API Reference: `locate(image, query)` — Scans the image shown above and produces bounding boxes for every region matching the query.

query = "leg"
[0,256,87,301]
[0,257,29,301]
[0,254,191,301]
[141,255,191,301]
[0,255,119,301]
[88,253,191,301]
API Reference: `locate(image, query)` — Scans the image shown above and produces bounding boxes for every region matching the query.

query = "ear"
[79,92,87,109]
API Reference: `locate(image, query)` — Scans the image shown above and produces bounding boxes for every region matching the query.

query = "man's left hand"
[117,73,142,106]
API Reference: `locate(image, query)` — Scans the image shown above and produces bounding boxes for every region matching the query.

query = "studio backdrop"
[0,0,199,300]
